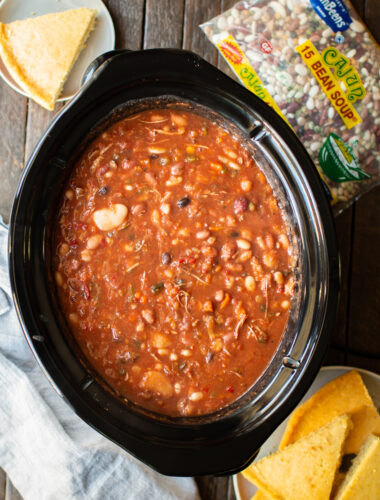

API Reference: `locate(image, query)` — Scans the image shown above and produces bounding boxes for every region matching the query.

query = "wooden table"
[0,1,378,498]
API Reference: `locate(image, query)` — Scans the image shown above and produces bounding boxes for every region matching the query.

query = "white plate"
[233,365,380,500]
[0,0,115,101]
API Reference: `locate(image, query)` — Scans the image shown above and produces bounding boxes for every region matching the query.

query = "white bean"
[166,176,183,186]
[86,234,103,250]
[236,239,251,250]
[93,204,128,231]
[81,250,91,262]
[181,349,192,357]
[244,276,256,292]
[274,271,284,286]
[148,146,166,154]
[241,180,252,192]
[158,348,169,356]
[196,230,210,240]
[152,332,172,348]
[189,391,204,402]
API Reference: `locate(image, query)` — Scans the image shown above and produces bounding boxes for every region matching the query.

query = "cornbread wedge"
[334,434,380,500]
[250,371,380,500]
[243,415,352,500]
[280,370,380,454]
[0,8,97,110]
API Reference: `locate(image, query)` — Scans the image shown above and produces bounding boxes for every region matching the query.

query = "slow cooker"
[9,49,339,476]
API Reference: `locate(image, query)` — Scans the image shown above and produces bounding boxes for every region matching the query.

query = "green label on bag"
[319,133,370,182]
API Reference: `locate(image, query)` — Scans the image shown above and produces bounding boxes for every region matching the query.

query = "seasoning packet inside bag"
[201,0,380,213]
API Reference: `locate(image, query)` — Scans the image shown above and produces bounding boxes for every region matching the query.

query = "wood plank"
[351,0,380,42]
[0,85,27,223]
[347,352,380,374]
[327,207,354,363]
[364,0,380,43]
[0,469,5,500]
[216,0,238,80]
[183,0,221,64]
[344,0,380,377]
[24,103,64,161]
[4,477,21,500]
[349,0,379,369]
[347,187,380,361]
[103,0,145,50]
[323,346,345,367]
[144,0,185,49]
[349,0,364,17]
[227,475,237,500]
[347,0,378,368]
[195,475,232,500]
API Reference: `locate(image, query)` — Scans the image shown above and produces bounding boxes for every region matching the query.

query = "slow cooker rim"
[8,48,339,475]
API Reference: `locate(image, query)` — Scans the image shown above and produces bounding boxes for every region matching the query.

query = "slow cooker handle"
[81,50,132,86]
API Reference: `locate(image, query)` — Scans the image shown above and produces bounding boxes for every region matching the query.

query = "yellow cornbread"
[334,434,380,500]
[250,371,380,500]
[0,8,97,110]
[280,370,380,454]
[243,415,351,500]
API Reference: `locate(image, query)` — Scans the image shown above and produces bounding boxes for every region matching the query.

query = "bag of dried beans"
[201,0,380,213]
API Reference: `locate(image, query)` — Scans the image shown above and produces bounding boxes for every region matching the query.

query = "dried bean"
[202,1,380,212]
[234,196,249,214]
[161,252,172,265]
[177,196,191,208]
[221,241,237,261]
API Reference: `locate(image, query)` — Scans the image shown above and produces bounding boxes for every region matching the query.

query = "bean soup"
[53,108,296,417]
